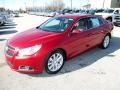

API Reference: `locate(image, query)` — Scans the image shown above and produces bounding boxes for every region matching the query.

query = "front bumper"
[113,21,120,26]
[5,47,45,74]
[6,56,44,74]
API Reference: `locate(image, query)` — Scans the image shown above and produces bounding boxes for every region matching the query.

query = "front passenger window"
[73,18,87,32]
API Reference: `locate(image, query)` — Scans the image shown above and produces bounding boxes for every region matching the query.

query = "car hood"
[8,28,62,48]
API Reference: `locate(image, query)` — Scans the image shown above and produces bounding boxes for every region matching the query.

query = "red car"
[5,14,113,74]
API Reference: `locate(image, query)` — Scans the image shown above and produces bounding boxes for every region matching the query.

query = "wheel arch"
[44,47,67,74]
[106,32,111,38]
[54,48,67,60]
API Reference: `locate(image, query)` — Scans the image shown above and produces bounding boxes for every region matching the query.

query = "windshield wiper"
[36,27,61,32]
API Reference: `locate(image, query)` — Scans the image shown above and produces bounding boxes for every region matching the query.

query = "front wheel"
[100,35,110,49]
[45,50,65,74]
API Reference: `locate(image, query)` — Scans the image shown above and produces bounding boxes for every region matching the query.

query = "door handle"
[87,33,93,36]
[86,44,90,47]
[101,30,104,33]
[87,34,91,37]
[88,33,96,36]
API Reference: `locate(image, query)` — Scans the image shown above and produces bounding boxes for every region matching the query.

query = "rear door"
[85,17,105,47]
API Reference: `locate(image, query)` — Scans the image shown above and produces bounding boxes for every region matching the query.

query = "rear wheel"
[100,35,110,49]
[45,50,65,74]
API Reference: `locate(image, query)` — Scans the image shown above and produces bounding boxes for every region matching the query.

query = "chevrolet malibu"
[5,14,113,74]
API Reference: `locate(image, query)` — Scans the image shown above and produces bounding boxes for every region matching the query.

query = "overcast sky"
[0,0,105,10]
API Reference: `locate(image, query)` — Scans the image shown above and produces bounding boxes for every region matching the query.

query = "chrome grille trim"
[5,45,15,56]
[7,45,15,50]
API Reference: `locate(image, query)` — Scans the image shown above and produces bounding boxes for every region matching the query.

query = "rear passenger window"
[98,18,104,25]
[90,18,100,28]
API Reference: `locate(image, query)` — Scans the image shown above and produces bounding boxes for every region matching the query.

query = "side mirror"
[36,26,39,29]
[72,29,82,33]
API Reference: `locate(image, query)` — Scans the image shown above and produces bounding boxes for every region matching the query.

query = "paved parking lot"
[0,14,120,90]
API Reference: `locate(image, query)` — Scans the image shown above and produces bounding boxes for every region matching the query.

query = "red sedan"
[5,14,113,74]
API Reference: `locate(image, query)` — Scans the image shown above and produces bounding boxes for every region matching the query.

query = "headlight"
[17,45,42,57]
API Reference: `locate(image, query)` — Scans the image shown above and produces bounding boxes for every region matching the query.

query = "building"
[82,4,91,9]
[82,0,120,9]
[111,0,120,8]
[0,7,5,11]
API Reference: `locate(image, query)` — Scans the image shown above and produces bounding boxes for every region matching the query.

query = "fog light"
[19,66,33,70]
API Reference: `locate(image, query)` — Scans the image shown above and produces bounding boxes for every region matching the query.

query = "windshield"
[38,17,73,32]
[103,9,114,13]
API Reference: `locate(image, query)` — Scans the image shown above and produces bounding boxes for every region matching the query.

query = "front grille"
[8,45,15,50]
[6,51,14,56]
[6,45,15,56]
[115,16,120,20]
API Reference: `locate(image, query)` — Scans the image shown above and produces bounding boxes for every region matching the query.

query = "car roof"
[57,14,94,19]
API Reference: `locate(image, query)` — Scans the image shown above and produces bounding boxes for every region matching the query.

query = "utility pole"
[33,0,34,8]
[2,0,5,8]
[71,0,72,9]
[24,2,27,11]
[32,0,34,12]
[44,0,47,11]
[58,0,60,10]
[102,0,105,8]
[53,0,55,11]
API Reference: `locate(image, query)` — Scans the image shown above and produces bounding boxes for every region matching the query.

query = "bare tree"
[117,0,120,7]
[46,0,65,10]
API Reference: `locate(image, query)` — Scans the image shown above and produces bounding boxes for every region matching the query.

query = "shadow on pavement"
[0,22,17,29]
[13,15,24,18]
[0,39,6,41]
[28,36,120,77]
[0,22,17,35]
[0,26,16,29]
[0,63,6,68]
[115,25,120,27]
[4,23,17,26]
[0,30,17,35]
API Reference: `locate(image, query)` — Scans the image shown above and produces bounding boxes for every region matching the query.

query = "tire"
[1,22,5,26]
[114,23,119,27]
[0,20,6,26]
[114,24,119,27]
[0,22,2,26]
[45,50,65,74]
[100,35,110,49]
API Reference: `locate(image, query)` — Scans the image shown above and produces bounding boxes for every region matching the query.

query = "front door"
[65,18,93,58]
